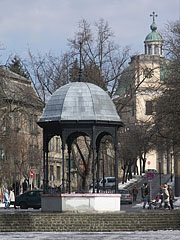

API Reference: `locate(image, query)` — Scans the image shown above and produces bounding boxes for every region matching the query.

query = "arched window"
[154,45,159,54]
[145,101,153,115]
[148,45,152,55]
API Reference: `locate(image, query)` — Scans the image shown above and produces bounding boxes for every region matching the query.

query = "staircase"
[127,174,171,200]
[0,212,179,232]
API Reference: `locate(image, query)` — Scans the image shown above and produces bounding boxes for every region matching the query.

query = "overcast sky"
[0,0,179,63]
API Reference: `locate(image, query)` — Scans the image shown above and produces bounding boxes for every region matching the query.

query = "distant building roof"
[0,67,43,109]
[40,82,121,122]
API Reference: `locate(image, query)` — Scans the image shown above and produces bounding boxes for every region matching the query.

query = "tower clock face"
[144,68,154,78]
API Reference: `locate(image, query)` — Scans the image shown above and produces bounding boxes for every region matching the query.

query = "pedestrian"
[141,183,150,209]
[168,185,174,210]
[158,185,164,209]
[9,188,15,207]
[162,184,170,210]
[132,186,138,201]
[4,189,10,209]
[22,179,28,193]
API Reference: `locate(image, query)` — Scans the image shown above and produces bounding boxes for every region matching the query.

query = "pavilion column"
[45,149,49,191]
[68,144,71,194]
[114,127,118,193]
[96,145,100,193]
[92,126,96,193]
[42,131,46,193]
[43,132,49,193]
[62,140,65,193]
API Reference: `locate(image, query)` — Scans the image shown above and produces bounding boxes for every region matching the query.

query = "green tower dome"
[144,12,163,42]
[145,31,163,42]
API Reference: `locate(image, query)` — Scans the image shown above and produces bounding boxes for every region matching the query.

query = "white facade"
[117,13,170,173]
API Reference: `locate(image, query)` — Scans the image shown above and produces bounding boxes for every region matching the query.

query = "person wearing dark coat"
[168,185,174,210]
[22,179,28,193]
[141,183,150,209]
[132,186,138,201]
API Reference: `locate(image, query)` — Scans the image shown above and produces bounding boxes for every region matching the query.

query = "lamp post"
[159,160,162,191]
[170,153,173,182]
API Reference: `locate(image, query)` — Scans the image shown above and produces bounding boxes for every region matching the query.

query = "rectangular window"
[49,138,54,152]
[0,144,5,161]
[56,137,60,153]
[29,114,38,133]
[145,101,153,115]
[132,102,134,116]
[8,113,12,128]
[57,166,61,181]
[34,115,38,132]
[50,165,54,181]
[29,114,33,132]
[14,112,18,128]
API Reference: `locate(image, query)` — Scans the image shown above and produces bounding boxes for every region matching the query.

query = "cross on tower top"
[150,11,158,23]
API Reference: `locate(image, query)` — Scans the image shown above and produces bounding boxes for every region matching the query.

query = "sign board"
[30,170,34,179]
[146,172,154,181]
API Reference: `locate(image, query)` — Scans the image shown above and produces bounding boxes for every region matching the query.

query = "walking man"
[141,183,150,209]
[168,185,174,210]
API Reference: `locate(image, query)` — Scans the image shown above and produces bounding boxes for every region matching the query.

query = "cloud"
[0,0,179,62]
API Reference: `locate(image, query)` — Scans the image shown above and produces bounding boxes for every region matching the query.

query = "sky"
[0,0,179,64]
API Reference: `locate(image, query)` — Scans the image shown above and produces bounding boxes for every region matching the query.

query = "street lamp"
[170,153,173,182]
[159,160,162,191]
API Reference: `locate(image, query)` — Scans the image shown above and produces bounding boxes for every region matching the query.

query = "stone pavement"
[0,231,180,239]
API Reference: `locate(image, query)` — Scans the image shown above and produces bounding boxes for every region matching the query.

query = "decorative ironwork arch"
[38,120,123,194]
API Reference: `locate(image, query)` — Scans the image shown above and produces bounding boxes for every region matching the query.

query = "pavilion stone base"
[41,193,121,212]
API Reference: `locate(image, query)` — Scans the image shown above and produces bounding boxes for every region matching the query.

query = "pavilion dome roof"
[40,82,121,122]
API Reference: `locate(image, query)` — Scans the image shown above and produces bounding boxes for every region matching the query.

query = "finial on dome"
[150,11,158,24]
[150,11,158,32]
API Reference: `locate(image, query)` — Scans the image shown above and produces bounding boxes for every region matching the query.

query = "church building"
[115,12,172,175]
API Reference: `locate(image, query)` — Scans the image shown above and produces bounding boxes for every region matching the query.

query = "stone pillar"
[68,145,71,194]
[62,141,65,193]
[42,131,47,193]
[114,127,118,193]
[152,44,154,55]
[45,136,49,191]
[96,147,100,193]
[92,126,96,193]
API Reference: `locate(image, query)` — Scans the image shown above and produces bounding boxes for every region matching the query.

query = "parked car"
[99,177,116,189]
[90,177,116,190]
[14,189,43,209]
[118,189,132,204]
[89,178,102,189]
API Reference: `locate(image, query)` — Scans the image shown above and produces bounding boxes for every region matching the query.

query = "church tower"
[144,12,164,56]
[116,12,169,174]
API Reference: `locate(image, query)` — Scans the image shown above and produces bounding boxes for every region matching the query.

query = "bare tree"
[11,18,130,191]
